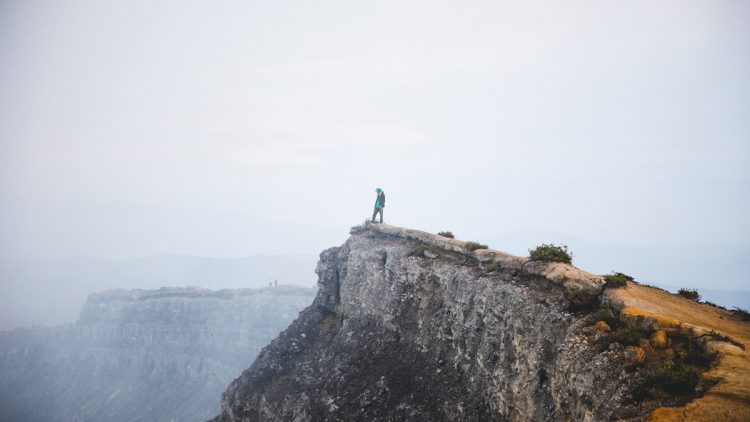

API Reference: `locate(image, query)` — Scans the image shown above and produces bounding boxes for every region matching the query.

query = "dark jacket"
[374,192,385,209]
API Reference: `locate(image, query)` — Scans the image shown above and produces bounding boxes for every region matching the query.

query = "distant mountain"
[0,254,318,330]
[0,286,317,422]
[478,230,749,309]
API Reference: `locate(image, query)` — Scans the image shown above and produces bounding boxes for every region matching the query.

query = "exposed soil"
[606,284,750,422]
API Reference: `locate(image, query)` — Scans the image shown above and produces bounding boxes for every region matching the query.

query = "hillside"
[212,224,749,421]
[606,285,750,421]
[0,286,316,422]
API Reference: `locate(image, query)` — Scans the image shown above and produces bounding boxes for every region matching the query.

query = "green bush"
[603,272,633,289]
[677,288,701,302]
[590,307,621,330]
[652,361,699,395]
[483,261,502,272]
[607,326,649,346]
[703,330,745,350]
[437,231,455,238]
[528,243,572,264]
[733,307,750,322]
[679,345,717,367]
[669,332,718,367]
[465,241,488,251]
[702,301,727,310]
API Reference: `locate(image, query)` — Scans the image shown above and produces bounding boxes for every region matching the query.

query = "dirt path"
[606,284,750,422]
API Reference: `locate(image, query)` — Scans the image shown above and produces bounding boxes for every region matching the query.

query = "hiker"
[372,187,385,223]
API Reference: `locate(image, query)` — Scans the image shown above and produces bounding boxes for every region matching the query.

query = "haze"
[1,1,749,327]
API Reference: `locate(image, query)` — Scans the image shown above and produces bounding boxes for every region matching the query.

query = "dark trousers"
[372,207,384,223]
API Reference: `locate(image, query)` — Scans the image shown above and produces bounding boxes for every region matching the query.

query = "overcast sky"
[1,0,748,260]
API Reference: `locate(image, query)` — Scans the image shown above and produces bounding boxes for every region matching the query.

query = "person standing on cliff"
[372,187,385,223]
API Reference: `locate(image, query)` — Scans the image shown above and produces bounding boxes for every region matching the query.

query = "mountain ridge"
[212,223,749,421]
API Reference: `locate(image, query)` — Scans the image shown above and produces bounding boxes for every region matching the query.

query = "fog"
[1,1,749,328]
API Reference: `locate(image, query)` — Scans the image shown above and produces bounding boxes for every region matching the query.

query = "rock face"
[0,286,316,422]
[212,225,659,421]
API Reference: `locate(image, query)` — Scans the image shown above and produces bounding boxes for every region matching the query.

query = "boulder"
[651,330,668,350]
[624,346,646,365]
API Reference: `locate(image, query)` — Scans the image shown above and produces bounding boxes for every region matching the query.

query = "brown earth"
[606,283,750,422]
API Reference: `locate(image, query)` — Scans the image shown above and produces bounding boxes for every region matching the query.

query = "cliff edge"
[0,286,316,422]
[212,224,749,421]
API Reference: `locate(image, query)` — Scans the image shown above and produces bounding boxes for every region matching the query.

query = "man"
[372,187,385,223]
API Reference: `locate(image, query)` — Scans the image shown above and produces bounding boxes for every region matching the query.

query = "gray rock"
[0,286,316,422]
[212,225,653,421]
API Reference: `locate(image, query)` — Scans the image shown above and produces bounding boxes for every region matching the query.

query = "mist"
[2,1,749,326]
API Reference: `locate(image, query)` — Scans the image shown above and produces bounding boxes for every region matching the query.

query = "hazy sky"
[1,0,748,259]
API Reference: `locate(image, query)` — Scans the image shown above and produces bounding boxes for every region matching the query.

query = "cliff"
[212,224,750,421]
[0,286,316,422]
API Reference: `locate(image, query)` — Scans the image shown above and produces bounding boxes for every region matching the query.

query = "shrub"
[702,301,727,310]
[677,288,701,302]
[603,272,633,289]
[590,307,621,330]
[679,344,718,367]
[528,243,573,264]
[350,219,371,233]
[465,241,488,251]
[607,326,649,346]
[702,330,745,350]
[437,231,455,238]
[652,361,699,395]
[670,332,718,367]
[733,307,750,322]
[635,331,717,399]
[483,261,502,272]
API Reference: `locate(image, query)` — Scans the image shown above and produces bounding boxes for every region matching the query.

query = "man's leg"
[372,208,378,223]
[378,208,384,223]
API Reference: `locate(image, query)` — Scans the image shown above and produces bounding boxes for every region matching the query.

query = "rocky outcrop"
[0,286,315,422]
[212,224,673,421]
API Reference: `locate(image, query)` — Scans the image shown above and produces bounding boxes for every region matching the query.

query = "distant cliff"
[0,286,316,422]
[212,224,750,422]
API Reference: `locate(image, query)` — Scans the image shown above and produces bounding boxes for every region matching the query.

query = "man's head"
[376,187,382,193]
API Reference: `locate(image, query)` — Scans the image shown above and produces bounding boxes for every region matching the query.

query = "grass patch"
[638,283,670,293]
[702,301,727,310]
[677,288,701,302]
[603,272,633,289]
[465,241,488,251]
[483,261,502,272]
[528,243,572,264]
[701,330,745,350]
[437,231,455,238]
[733,307,750,322]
